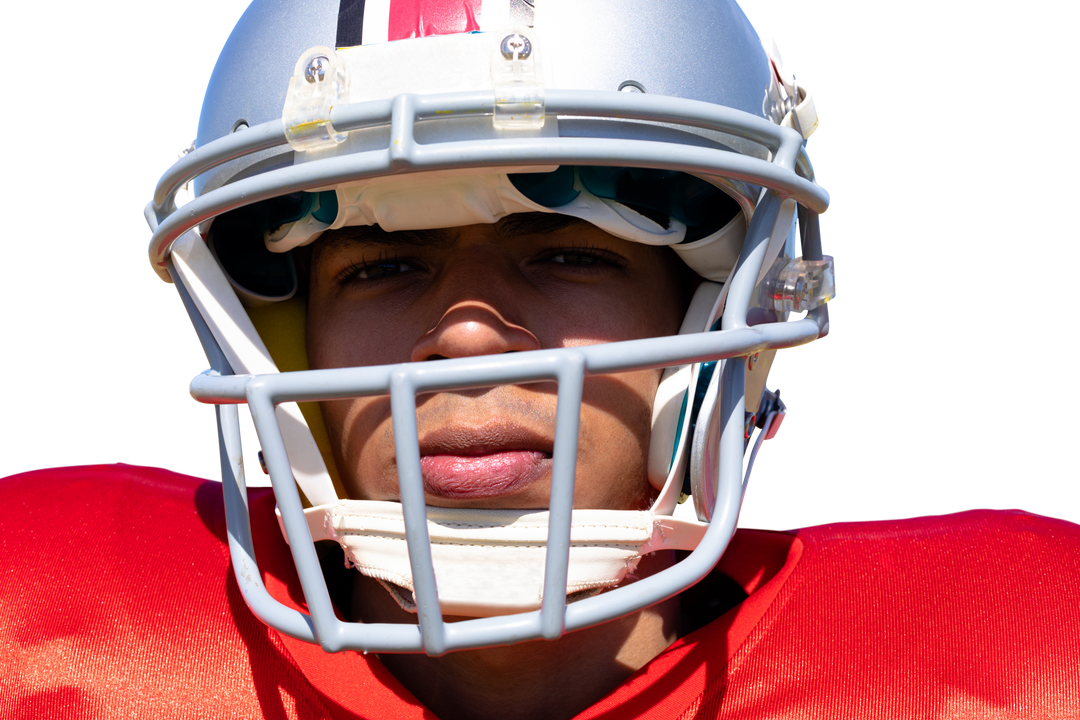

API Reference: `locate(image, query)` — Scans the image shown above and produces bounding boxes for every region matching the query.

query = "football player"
[3,1,1078,718]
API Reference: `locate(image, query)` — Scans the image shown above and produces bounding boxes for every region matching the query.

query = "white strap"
[287,501,707,617]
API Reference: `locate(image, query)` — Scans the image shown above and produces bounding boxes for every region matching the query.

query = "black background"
[2,2,1062,526]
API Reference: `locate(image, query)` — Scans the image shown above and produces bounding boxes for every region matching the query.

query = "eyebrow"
[495,213,588,238]
[313,213,589,260]
[314,226,454,258]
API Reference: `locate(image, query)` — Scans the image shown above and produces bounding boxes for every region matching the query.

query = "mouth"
[420,450,552,499]
[417,425,554,500]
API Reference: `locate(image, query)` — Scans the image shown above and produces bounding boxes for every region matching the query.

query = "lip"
[416,424,554,500]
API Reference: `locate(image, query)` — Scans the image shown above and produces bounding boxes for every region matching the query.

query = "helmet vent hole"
[231,119,249,133]
[618,80,646,93]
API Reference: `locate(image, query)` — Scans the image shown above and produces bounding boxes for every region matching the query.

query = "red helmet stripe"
[387,0,482,41]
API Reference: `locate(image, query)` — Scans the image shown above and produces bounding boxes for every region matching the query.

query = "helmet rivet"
[500,33,532,59]
[304,55,330,84]
[747,353,758,371]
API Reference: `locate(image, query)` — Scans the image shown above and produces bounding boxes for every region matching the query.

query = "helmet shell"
[194,0,778,197]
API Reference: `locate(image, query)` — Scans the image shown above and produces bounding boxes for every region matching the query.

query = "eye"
[335,257,417,284]
[541,246,625,271]
[550,252,603,266]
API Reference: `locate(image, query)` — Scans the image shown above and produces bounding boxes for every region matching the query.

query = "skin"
[306,213,694,720]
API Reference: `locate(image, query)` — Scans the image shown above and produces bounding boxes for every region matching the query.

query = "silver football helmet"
[146,0,832,655]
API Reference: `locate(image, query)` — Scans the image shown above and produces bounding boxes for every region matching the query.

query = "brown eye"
[336,258,416,284]
[543,247,624,270]
[551,252,602,266]
[357,260,415,279]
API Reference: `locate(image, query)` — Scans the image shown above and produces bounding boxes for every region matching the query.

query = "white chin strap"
[290,501,707,617]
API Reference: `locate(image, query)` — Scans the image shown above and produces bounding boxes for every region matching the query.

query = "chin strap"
[280,501,708,618]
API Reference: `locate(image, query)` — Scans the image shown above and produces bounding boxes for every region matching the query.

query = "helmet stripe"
[387,0,482,41]
[337,0,367,47]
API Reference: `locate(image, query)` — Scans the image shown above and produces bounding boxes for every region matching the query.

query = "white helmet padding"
[260,168,748,282]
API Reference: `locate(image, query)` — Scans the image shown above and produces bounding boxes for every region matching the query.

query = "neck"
[352,552,681,720]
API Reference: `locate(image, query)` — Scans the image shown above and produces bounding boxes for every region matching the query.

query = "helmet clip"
[283,46,350,151]
[491,26,545,129]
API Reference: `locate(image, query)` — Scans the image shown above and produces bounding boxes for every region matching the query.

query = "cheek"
[307,293,405,501]
[307,294,417,370]
[545,278,687,350]
[320,395,396,501]
[575,368,663,510]
[307,292,348,370]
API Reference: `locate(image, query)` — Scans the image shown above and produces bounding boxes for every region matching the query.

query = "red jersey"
[2,464,1078,718]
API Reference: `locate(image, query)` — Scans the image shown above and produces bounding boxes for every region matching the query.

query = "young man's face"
[307,214,692,511]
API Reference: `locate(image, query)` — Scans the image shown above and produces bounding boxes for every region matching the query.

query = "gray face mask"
[149,0,831,656]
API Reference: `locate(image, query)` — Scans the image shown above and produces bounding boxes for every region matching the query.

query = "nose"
[411,301,542,362]
[409,233,545,361]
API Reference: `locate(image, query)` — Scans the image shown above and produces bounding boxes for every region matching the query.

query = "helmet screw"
[304,55,330,84]
[500,33,532,59]
[747,353,758,371]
